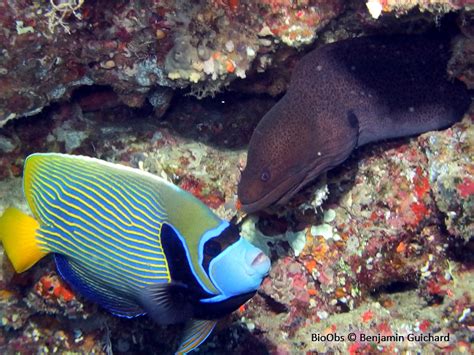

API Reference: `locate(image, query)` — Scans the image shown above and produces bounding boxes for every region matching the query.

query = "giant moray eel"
[238,35,471,213]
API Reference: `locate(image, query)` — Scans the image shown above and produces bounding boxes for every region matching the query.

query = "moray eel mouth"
[240,152,346,214]
[240,167,311,214]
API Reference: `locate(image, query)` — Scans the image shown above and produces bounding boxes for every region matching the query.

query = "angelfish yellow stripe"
[74,229,168,272]
[50,160,168,220]
[32,184,164,256]
[34,182,56,201]
[39,230,155,291]
[183,322,209,347]
[115,175,168,213]
[35,169,159,245]
[46,173,159,242]
[45,166,135,227]
[35,231,52,253]
[73,161,169,213]
[32,188,55,226]
[32,194,170,279]
[32,175,160,249]
[47,160,162,232]
[33,192,164,291]
[68,261,146,309]
[39,229,168,284]
[179,321,216,354]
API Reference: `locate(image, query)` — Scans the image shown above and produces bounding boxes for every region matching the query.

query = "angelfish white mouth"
[252,252,267,267]
[248,250,271,277]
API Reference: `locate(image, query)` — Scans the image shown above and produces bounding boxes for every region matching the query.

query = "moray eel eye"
[260,170,271,182]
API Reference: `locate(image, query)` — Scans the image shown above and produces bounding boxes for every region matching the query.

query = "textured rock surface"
[0,91,472,354]
[3,1,472,126]
[0,1,472,354]
[0,0,344,126]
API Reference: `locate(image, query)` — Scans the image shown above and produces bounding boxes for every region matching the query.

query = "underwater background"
[0,1,473,354]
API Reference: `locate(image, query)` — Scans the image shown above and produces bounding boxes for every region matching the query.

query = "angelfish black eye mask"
[204,240,221,257]
[201,224,240,274]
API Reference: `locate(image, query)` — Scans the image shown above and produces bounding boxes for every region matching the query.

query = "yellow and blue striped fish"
[0,153,271,354]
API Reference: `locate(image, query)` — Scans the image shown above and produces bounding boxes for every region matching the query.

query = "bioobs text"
[311,333,345,342]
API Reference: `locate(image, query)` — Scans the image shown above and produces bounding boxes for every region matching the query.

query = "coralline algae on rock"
[0,0,346,124]
[366,0,471,19]
[241,216,307,257]
[0,2,472,354]
[420,115,474,242]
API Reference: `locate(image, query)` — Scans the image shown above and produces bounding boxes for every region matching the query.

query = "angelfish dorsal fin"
[138,281,193,325]
[176,319,218,354]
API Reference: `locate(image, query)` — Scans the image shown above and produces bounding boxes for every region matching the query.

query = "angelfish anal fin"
[138,281,193,325]
[175,319,218,355]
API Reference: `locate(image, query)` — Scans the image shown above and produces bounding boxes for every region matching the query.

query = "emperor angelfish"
[0,153,271,354]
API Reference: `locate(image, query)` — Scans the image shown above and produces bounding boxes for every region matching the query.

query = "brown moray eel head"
[238,90,360,214]
[238,34,471,214]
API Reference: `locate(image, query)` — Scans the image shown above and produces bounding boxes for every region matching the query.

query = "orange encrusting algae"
[35,274,75,302]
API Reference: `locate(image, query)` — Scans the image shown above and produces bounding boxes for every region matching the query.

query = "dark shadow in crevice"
[160,91,277,150]
[370,280,419,296]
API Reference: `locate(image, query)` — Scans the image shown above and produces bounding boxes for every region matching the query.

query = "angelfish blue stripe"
[39,227,147,292]
[47,159,168,220]
[46,160,168,228]
[199,293,229,303]
[29,161,173,291]
[34,169,161,247]
[33,195,169,282]
[55,255,146,318]
[177,320,217,354]
[32,168,162,251]
[174,221,229,296]
[44,163,159,236]
[32,178,165,259]
[69,260,142,311]
[38,221,167,286]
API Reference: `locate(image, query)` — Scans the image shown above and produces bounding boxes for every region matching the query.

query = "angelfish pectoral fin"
[138,281,193,325]
[175,319,218,355]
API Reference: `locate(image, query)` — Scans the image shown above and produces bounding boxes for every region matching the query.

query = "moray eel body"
[238,35,471,213]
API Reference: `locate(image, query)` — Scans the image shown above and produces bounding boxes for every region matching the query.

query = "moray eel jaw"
[239,166,308,214]
[239,151,346,213]
[239,124,359,214]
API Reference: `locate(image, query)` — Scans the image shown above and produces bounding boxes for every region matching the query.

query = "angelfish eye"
[204,240,222,257]
[260,169,270,182]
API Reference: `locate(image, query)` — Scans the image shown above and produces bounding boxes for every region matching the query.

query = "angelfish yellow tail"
[0,208,48,273]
